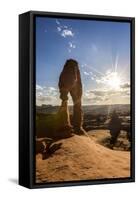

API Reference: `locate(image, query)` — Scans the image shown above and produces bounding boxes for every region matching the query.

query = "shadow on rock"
[42,142,63,160]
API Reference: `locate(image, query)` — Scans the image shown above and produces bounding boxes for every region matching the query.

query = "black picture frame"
[19,11,135,189]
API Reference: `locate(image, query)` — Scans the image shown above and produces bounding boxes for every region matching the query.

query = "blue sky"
[36,16,130,105]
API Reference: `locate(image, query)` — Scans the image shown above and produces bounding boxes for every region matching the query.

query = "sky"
[36,16,131,106]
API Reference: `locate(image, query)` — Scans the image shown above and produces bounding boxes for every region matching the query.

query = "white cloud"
[36,84,43,91]
[57,27,62,32]
[81,63,87,68]
[61,29,74,38]
[36,85,60,105]
[82,70,95,81]
[63,25,68,29]
[91,77,94,80]
[95,71,123,91]
[49,87,56,90]
[90,87,130,102]
[55,19,74,38]
[68,41,76,53]
[57,27,74,38]
[56,19,60,25]
[55,20,75,54]
[83,71,89,76]
[69,42,76,48]
[83,87,130,105]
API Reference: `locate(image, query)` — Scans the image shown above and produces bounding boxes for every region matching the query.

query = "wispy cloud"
[56,19,60,25]
[36,84,43,91]
[81,64,87,68]
[36,85,59,105]
[120,82,130,89]
[82,69,96,81]
[68,41,76,53]
[69,42,76,48]
[82,85,130,105]
[83,71,89,76]
[36,83,130,106]
[57,27,62,32]
[56,19,74,38]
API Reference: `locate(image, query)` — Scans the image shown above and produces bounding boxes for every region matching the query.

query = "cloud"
[95,71,123,91]
[56,19,60,25]
[83,71,89,76]
[36,85,59,105]
[48,87,57,91]
[63,25,68,29]
[82,70,95,81]
[36,84,43,91]
[69,42,76,48]
[37,96,53,103]
[91,89,116,97]
[83,86,130,105]
[90,88,130,98]
[61,29,74,38]
[83,90,103,104]
[81,63,87,68]
[55,19,74,38]
[92,96,103,101]
[90,90,107,96]
[68,41,76,53]
[91,77,94,80]
[120,82,130,89]
[57,27,62,32]
[81,63,102,81]
[55,19,75,54]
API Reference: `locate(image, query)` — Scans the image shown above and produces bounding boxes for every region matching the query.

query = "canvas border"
[19,11,135,189]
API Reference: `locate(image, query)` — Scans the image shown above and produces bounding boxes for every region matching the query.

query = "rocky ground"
[36,130,130,183]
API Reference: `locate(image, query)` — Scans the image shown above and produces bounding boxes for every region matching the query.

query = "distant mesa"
[36,104,130,115]
[36,104,130,139]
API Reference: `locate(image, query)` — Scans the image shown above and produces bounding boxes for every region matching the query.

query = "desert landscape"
[35,16,132,184]
[35,104,131,183]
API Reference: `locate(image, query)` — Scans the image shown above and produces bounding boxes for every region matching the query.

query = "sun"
[106,71,121,90]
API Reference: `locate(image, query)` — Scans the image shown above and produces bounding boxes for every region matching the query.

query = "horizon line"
[36,103,130,107]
